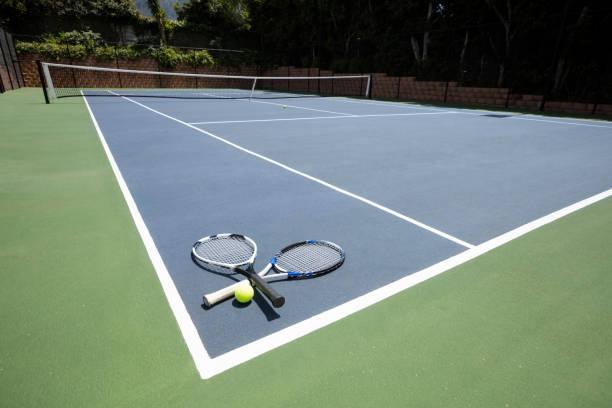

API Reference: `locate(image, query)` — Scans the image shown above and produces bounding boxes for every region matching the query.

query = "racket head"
[192,233,257,269]
[273,240,345,277]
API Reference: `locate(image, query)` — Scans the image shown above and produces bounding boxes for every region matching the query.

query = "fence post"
[0,31,15,89]
[64,41,78,88]
[10,34,25,88]
[8,32,25,88]
[396,76,401,99]
[36,60,50,104]
[114,46,123,88]
[444,81,449,103]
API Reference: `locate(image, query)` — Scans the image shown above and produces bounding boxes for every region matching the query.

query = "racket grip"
[203,281,243,308]
[250,273,285,307]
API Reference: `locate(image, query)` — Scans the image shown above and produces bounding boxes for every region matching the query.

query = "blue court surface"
[83,93,612,378]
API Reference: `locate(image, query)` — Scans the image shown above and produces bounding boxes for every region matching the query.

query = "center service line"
[188,111,456,125]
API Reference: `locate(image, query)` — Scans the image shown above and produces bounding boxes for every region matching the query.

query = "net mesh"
[275,241,344,274]
[193,235,255,266]
[40,62,371,100]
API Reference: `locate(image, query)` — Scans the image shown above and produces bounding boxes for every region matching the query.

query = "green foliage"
[151,46,181,68]
[7,0,608,103]
[114,46,142,60]
[183,49,215,67]
[58,30,104,48]
[135,34,161,46]
[175,0,250,41]
[1,0,140,28]
[133,0,182,19]
[15,33,217,68]
[93,45,118,61]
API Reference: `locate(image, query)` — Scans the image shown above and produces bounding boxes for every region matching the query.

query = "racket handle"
[250,273,285,307]
[202,281,244,308]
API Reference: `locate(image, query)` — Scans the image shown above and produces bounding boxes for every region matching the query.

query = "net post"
[365,74,372,99]
[35,60,50,104]
[40,62,57,99]
[250,78,258,99]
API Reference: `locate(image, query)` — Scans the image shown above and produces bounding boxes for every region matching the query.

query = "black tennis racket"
[194,234,345,308]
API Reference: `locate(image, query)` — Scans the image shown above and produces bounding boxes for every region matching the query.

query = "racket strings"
[193,236,255,266]
[276,242,343,273]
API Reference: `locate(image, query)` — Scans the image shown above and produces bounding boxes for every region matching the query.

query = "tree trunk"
[157,15,167,45]
[551,5,589,94]
[410,1,435,70]
[459,30,469,81]
[486,0,512,87]
[422,1,434,62]
[496,63,505,87]
[411,36,421,64]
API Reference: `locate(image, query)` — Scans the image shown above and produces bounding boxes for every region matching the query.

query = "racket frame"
[192,234,285,307]
[202,239,345,308]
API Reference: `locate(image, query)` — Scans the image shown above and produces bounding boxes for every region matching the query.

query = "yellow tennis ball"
[235,282,254,303]
[282,105,287,109]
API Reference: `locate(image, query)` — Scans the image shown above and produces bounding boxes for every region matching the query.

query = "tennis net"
[38,61,371,102]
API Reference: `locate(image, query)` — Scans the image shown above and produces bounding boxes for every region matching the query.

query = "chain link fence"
[0,28,24,93]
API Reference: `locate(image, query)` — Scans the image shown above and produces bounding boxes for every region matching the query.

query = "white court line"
[337,97,612,127]
[188,111,457,125]
[86,92,612,379]
[196,91,354,116]
[337,97,452,112]
[81,92,213,378]
[507,115,612,129]
[110,91,472,248]
[248,99,355,116]
[206,187,612,378]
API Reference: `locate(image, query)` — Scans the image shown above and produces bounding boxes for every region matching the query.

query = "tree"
[175,0,249,42]
[147,0,168,44]
[0,0,139,33]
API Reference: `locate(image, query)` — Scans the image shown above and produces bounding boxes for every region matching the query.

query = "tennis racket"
[195,235,345,308]
[192,233,285,307]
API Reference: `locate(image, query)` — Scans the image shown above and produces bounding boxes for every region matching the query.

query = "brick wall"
[18,54,611,116]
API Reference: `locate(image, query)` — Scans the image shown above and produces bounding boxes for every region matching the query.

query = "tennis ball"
[235,282,254,303]
[282,105,287,109]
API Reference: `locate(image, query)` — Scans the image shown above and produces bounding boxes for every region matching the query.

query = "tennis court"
[64,62,612,373]
[2,77,612,406]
